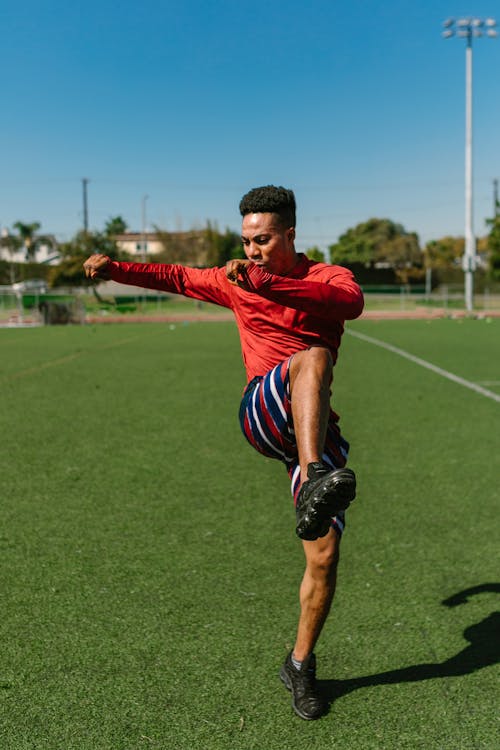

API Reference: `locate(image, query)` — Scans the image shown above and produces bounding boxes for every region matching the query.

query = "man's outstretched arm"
[83,254,233,309]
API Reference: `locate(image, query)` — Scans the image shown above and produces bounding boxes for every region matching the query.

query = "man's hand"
[83,254,112,281]
[225,259,252,286]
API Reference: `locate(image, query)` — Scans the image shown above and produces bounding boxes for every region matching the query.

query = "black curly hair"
[239,185,296,228]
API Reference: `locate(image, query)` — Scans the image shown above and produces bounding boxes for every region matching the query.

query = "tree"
[155,222,241,267]
[203,222,241,266]
[0,232,21,256]
[329,219,377,266]
[104,216,128,237]
[12,221,54,262]
[329,218,423,283]
[0,231,22,283]
[423,236,464,271]
[305,247,325,262]
[48,227,128,287]
[486,211,500,281]
[154,227,207,265]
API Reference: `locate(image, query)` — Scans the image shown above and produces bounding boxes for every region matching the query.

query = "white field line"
[347,329,500,404]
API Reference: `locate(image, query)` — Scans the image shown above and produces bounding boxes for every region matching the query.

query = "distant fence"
[0,291,22,323]
[360,285,500,312]
[0,289,85,326]
[0,285,499,326]
[361,285,426,295]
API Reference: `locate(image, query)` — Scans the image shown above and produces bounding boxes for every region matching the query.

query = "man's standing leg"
[280,347,352,719]
[294,529,339,661]
[280,531,339,720]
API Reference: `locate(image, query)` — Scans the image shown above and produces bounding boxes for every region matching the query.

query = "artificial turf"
[0,319,498,749]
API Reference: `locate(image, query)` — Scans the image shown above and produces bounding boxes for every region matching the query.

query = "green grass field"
[1,319,499,749]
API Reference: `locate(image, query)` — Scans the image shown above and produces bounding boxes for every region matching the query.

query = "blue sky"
[1,0,499,253]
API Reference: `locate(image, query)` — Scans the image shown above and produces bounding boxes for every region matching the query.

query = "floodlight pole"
[442,18,497,311]
[464,33,474,312]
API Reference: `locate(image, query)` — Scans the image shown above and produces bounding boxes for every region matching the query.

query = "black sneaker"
[280,651,326,720]
[296,462,356,541]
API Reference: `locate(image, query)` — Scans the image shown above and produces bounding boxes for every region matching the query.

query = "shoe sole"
[279,667,318,721]
[296,468,357,541]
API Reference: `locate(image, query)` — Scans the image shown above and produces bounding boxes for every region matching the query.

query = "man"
[83,185,364,720]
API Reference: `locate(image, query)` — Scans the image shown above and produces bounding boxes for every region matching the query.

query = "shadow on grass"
[319,583,500,707]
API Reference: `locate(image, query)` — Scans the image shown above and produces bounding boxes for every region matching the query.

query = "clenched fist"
[83,254,112,281]
[225,259,252,286]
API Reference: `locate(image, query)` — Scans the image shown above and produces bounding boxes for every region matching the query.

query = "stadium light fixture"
[442,17,497,311]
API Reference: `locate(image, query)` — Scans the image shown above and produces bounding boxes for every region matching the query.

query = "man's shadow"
[319,583,500,706]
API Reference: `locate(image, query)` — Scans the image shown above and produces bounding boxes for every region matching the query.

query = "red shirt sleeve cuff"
[243,263,273,291]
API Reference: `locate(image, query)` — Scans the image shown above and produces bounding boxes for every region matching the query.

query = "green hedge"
[22,293,73,309]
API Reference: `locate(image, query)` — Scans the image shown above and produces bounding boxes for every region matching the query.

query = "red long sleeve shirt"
[109,254,364,382]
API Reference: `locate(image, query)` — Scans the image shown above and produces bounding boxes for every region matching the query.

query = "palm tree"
[0,230,22,283]
[13,221,42,261]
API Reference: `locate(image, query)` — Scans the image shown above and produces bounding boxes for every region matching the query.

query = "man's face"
[241,213,297,276]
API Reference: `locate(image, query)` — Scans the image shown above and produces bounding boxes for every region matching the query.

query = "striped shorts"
[238,356,350,536]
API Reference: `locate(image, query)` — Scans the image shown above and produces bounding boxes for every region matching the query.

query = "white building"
[115,232,164,257]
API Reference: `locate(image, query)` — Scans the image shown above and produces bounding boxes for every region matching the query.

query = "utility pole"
[141,194,149,262]
[82,178,89,232]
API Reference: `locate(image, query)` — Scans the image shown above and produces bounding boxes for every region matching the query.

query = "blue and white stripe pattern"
[239,357,350,536]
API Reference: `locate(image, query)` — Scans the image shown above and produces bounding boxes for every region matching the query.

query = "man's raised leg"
[289,346,333,481]
[289,347,356,541]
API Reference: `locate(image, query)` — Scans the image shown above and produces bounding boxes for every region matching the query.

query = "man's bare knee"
[290,347,333,383]
[308,346,333,368]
